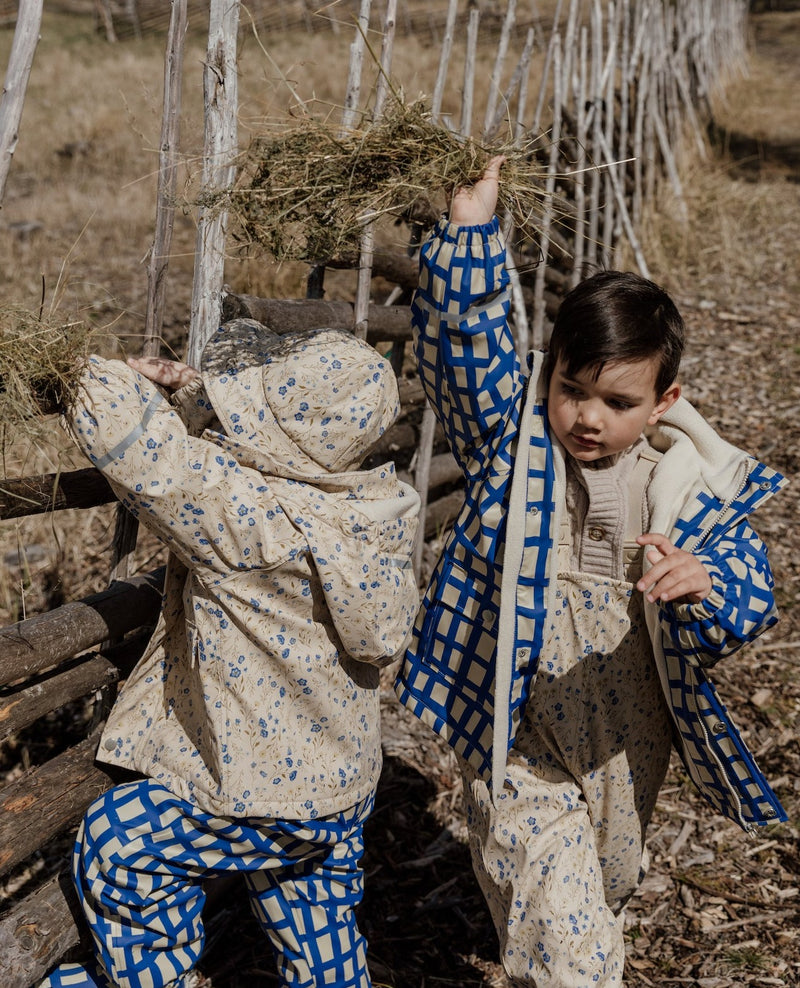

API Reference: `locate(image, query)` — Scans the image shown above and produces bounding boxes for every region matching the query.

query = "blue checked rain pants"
[40,780,375,988]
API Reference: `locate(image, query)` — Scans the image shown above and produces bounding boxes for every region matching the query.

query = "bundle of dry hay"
[0,306,92,440]
[220,98,554,263]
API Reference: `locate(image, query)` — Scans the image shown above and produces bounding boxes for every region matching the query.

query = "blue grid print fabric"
[41,780,374,988]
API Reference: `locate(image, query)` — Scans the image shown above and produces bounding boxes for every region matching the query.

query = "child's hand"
[450,154,506,226]
[128,356,199,392]
[636,533,713,605]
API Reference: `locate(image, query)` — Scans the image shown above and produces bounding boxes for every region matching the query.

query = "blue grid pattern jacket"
[395,217,788,832]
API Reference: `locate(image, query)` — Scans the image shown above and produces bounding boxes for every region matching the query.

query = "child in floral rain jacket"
[41,321,420,988]
[395,158,787,986]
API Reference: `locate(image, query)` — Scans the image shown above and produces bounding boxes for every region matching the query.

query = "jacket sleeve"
[660,517,778,666]
[66,356,292,575]
[412,216,522,475]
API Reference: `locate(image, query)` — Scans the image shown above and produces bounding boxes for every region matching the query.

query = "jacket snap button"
[759,481,771,491]
[103,737,117,751]
[588,527,605,541]
[711,721,726,734]
[529,505,539,515]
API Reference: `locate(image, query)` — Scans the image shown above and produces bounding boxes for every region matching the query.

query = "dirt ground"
[1,8,798,988]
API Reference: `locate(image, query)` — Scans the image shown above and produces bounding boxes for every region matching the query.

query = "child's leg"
[244,793,374,988]
[462,757,624,988]
[69,780,218,988]
[41,780,374,988]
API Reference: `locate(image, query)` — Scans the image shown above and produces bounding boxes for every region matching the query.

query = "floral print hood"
[201,320,400,480]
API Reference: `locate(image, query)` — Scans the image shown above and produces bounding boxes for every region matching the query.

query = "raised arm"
[412,157,523,473]
[67,356,290,575]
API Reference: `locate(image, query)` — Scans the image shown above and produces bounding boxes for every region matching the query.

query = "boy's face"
[547,356,680,462]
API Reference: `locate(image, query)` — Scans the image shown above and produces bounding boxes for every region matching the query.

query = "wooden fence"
[0,1,751,983]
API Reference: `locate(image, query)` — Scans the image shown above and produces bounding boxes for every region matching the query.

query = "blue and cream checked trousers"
[40,780,375,988]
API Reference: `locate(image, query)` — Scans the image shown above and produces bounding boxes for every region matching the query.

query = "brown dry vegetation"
[0,6,798,988]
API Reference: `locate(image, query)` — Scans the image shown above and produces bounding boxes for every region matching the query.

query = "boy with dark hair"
[41,322,420,988]
[395,158,787,986]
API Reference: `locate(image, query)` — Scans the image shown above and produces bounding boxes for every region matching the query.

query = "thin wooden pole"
[531,33,562,347]
[0,0,43,209]
[584,0,602,273]
[596,126,650,278]
[186,0,240,368]
[144,0,187,356]
[570,23,588,285]
[486,25,535,141]
[631,10,651,228]
[431,0,459,121]
[503,30,534,360]
[460,5,480,136]
[355,0,399,341]
[342,0,372,133]
[600,0,617,268]
[531,0,563,136]
[412,405,437,579]
[559,0,581,112]
[617,0,631,189]
[109,0,188,586]
[483,0,516,140]
[373,0,398,119]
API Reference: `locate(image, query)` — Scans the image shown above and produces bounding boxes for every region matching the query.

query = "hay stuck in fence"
[219,99,554,263]
[0,306,92,441]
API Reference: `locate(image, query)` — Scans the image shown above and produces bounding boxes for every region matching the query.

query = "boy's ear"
[647,382,681,425]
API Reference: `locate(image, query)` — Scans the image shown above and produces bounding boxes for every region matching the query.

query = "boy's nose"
[576,401,602,428]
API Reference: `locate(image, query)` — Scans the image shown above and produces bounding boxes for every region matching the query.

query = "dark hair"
[548,270,685,397]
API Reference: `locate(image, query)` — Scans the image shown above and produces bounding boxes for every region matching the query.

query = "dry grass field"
[0,5,798,987]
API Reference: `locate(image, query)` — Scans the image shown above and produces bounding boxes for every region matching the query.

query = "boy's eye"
[609,399,633,410]
[561,383,582,398]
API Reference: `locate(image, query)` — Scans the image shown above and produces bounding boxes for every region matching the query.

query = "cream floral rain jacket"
[67,323,421,820]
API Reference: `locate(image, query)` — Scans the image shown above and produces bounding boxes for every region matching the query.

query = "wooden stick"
[570,24,588,286]
[617,0,631,188]
[584,0,602,272]
[531,33,562,347]
[531,0,563,136]
[412,406,438,581]
[109,0,188,589]
[186,0,240,368]
[0,570,164,687]
[460,5,480,136]
[354,220,375,341]
[486,25,535,142]
[431,0,459,121]
[0,468,114,521]
[631,16,651,227]
[0,0,42,208]
[0,654,118,744]
[341,0,371,133]
[355,0,399,340]
[514,27,535,143]
[600,0,618,268]
[143,0,187,355]
[559,0,580,116]
[483,0,516,139]
[0,735,116,878]
[596,126,650,278]
[373,0,398,119]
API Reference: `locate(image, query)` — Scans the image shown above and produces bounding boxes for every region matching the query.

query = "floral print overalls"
[463,447,674,986]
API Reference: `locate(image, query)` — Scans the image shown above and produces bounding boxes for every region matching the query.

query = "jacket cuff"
[170,376,218,436]
[436,214,502,241]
